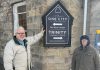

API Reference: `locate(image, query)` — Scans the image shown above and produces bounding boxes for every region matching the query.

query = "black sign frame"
[42,1,74,47]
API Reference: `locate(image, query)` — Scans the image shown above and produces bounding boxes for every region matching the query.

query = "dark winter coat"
[71,35,100,70]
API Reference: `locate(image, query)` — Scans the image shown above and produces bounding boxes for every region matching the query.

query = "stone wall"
[90,0,100,45]
[26,0,83,70]
[0,0,14,57]
[0,0,83,70]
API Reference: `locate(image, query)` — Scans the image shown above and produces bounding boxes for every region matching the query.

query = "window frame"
[13,1,26,35]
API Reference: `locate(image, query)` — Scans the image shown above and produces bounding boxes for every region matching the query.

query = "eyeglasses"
[16,33,25,35]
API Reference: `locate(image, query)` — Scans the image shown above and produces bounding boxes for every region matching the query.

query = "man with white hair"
[3,26,45,70]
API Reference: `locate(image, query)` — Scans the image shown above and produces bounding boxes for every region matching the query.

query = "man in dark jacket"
[71,35,100,70]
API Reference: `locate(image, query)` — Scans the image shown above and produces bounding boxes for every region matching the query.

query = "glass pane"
[18,13,27,30]
[95,34,100,53]
[17,5,26,13]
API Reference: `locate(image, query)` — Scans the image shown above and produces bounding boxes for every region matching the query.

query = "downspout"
[83,0,88,35]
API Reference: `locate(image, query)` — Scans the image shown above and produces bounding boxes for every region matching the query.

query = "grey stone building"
[0,0,99,70]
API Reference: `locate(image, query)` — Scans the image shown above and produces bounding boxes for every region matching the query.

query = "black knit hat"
[80,35,89,40]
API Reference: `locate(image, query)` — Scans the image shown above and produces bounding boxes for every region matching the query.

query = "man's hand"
[41,27,45,33]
